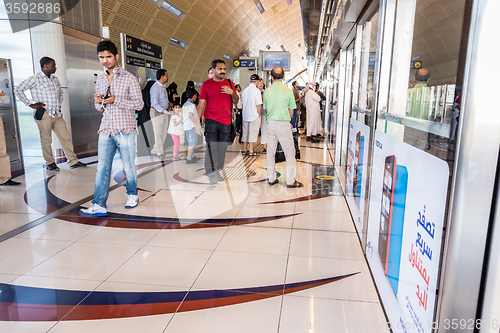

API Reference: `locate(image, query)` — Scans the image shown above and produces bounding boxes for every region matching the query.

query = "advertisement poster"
[346,118,370,236]
[366,130,449,333]
[0,59,14,108]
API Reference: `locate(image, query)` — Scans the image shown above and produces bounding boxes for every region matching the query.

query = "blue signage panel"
[233,59,256,68]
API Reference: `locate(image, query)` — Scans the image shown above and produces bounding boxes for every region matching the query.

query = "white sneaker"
[125,194,139,208]
[80,203,107,217]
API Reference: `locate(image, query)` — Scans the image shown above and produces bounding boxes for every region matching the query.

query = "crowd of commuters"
[4,38,330,212]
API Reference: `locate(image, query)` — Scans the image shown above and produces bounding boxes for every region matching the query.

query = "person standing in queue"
[197,59,239,185]
[263,67,303,188]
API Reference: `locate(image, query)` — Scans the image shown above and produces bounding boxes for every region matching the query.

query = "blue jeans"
[185,128,198,148]
[291,108,299,130]
[92,131,137,208]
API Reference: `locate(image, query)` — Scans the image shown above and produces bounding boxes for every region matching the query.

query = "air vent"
[146,0,186,20]
[169,37,188,50]
[254,0,265,13]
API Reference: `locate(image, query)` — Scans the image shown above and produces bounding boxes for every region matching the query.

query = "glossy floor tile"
[0,139,388,332]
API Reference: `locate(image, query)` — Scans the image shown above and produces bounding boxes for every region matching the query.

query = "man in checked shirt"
[15,57,87,171]
[80,41,144,217]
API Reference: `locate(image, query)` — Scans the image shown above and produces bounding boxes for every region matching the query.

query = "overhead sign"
[146,60,162,70]
[233,59,256,68]
[411,61,423,69]
[262,52,291,71]
[126,35,162,59]
[126,56,145,67]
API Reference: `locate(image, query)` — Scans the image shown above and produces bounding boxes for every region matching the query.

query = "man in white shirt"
[149,69,173,158]
[241,74,262,156]
[15,56,86,170]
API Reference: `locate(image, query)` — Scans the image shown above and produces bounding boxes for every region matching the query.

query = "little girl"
[167,105,183,160]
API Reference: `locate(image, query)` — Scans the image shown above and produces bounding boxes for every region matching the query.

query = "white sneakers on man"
[79,203,107,217]
[125,194,139,208]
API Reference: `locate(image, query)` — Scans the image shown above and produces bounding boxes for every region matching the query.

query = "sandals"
[242,151,249,155]
[248,152,259,156]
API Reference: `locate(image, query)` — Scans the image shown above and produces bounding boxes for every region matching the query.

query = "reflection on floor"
[0,139,389,332]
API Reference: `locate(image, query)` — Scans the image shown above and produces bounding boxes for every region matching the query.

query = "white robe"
[305,90,322,136]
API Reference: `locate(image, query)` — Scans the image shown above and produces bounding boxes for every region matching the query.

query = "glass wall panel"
[344,10,380,240]
[0,14,41,160]
[363,0,469,332]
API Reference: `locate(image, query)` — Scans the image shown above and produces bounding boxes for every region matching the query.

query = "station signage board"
[126,56,146,67]
[233,59,256,68]
[126,35,162,59]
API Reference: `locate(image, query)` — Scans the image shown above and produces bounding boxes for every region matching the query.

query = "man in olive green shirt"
[263,67,303,188]
[407,68,432,119]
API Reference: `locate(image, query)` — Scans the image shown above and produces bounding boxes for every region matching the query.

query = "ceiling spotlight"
[266,44,271,50]
[298,43,301,47]
[242,53,248,57]
[280,45,286,51]
[223,54,231,59]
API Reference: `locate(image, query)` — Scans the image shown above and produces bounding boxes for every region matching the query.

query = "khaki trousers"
[266,119,297,185]
[0,116,12,183]
[150,108,169,155]
[34,111,78,166]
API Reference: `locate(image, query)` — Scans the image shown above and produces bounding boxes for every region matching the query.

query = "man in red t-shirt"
[198,59,239,185]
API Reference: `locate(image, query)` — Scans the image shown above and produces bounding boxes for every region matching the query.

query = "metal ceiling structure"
[101,0,308,88]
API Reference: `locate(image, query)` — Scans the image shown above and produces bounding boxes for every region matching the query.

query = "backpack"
[137,81,155,126]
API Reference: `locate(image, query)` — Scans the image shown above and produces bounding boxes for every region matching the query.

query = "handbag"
[226,79,237,143]
[34,106,45,120]
[275,141,286,163]
[229,122,237,143]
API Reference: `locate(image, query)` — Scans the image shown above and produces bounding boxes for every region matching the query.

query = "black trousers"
[204,118,231,176]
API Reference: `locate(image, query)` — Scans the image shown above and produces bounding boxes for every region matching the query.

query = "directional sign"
[126,35,162,59]
[233,59,256,68]
[411,61,423,69]
[126,56,145,67]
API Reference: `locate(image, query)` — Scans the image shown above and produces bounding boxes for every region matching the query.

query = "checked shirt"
[95,66,144,137]
[15,72,63,118]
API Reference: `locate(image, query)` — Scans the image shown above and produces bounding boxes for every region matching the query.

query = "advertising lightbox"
[345,118,370,236]
[366,130,449,333]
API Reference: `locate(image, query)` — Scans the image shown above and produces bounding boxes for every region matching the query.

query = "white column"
[30,19,72,156]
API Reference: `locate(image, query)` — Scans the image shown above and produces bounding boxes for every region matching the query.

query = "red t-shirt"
[199,78,236,125]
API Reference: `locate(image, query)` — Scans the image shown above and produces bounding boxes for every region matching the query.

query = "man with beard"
[197,59,239,184]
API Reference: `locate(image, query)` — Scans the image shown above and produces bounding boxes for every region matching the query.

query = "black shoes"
[46,163,60,171]
[71,161,87,169]
[46,161,86,170]
[268,179,279,185]
[287,181,304,188]
[1,179,21,186]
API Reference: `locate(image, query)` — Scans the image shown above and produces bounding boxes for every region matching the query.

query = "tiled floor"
[0,138,389,332]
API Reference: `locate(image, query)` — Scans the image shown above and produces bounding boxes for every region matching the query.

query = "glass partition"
[361,0,469,332]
